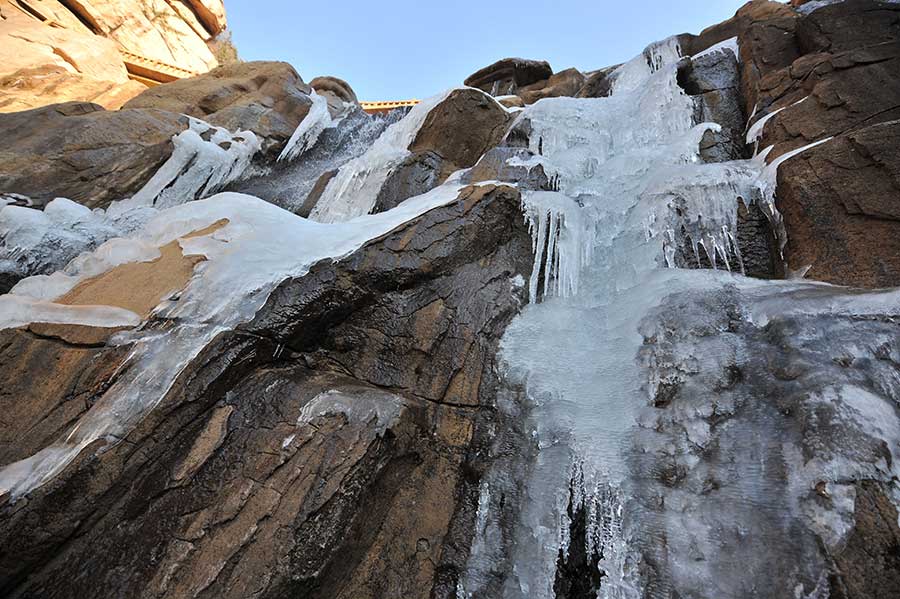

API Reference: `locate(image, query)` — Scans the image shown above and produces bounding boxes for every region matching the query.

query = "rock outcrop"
[464,57,553,96]
[0,102,187,209]
[0,3,146,111]
[0,184,533,599]
[0,0,230,113]
[310,75,360,116]
[464,59,590,106]
[124,61,315,157]
[741,0,900,287]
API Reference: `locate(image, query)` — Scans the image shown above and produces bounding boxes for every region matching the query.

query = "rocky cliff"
[0,2,899,599]
[0,0,229,112]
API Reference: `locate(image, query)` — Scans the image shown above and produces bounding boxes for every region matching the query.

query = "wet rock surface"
[0,102,187,209]
[0,184,533,598]
[635,282,900,598]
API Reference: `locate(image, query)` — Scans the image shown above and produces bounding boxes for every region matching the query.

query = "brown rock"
[0,3,146,112]
[410,88,511,171]
[464,57,553,95]
[310,75,360,116]
[60,0,218,73]
[124,61,314,156]
[497,95,525,109]
[0,183,533,598]
[518,68,586,104]
[0,102,184,205]
[576,64,620,99]
[322,88,512,217]
[830,481,900,599]
[736,0,900,287]
[776,121,900,287]
[0,101,188,209]
[0,326,132,468]
[685,0,797,57]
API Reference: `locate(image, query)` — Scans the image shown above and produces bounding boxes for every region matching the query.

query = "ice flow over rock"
[459,35,900,599]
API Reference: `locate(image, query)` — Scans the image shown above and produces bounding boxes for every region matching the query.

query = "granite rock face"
[0,0,231,113]
[124,61,314,157]
[0,184,534,599]
[742,0,900,286]
[0,102,187,209]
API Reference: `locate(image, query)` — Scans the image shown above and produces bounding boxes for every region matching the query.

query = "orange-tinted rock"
[518,68,586,104]
[124,61,314,156]
[0,3,146,112]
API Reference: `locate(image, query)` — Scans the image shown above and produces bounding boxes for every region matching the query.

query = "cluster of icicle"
[129,117,260,209]
[521,190,594,303]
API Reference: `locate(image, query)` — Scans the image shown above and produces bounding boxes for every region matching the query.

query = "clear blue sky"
[225,0,751,101]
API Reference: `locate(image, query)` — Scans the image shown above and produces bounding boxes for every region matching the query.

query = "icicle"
[278,91,333,162]
[521,191,594,303]
[128,118,260,209]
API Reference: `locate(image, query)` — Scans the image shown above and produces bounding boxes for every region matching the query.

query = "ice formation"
[127,118,260,209]
[0,116,265,288]
[0,181,484,500]
[278,91,333,162]
[307,90,456,223]
[459,33,873,599]
[230,107,401,214]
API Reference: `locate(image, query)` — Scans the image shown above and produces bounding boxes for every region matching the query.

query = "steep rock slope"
[0,1,898,598]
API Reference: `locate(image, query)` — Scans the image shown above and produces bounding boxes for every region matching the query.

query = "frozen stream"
[461,37,900,599]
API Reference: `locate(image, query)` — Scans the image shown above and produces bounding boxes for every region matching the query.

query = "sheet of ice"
[609,36,684,95]
[308,89,455,223]
[694,36,740,62]
[278,91,333,162]
[0,294,141,330]
[0,180,482,501]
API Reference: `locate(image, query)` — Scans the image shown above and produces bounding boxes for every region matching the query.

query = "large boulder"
[0,102,187,209]
[411,88,511,170]
[124,61,314,156]
[464,57,553,95]
[683,0,797,58]
[517,68,586,104]
[370,88,512,212]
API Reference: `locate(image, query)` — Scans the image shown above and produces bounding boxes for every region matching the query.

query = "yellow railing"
[360,99,421,114]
